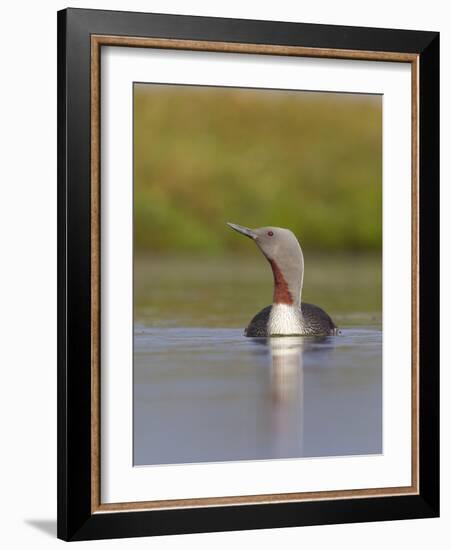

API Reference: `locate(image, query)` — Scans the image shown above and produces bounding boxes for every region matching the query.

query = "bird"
[227,223,338,337]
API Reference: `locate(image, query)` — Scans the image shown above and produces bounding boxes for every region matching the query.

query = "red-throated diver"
[227,223,338,337]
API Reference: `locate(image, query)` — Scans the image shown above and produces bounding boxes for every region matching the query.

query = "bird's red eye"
[267,231,274,237]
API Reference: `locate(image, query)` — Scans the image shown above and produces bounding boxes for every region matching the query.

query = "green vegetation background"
[134,84,382,254]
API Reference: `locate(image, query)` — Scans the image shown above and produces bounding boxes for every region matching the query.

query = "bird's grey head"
[227,223,304,305]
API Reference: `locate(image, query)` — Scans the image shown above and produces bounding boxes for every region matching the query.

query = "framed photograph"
[57,8,439,541]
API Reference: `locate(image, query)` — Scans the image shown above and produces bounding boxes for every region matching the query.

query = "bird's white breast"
[268,304,304,336]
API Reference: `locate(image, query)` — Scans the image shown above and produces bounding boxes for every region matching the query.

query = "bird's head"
[227,223,301,262]
[227,222,304,305]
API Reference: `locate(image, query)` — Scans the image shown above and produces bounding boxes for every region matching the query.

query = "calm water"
[133,255,382,466]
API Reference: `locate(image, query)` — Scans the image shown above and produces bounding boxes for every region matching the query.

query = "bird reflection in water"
[268,337,305,456]
[269,337,305,404]
[252,336,334,457]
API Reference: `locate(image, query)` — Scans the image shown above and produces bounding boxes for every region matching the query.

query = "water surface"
[134,327,382,465]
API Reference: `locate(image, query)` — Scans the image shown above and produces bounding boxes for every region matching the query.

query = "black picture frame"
[57,7,439,541]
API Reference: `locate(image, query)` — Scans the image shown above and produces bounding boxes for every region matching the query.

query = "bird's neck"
[268,257,303,308]
[265,246,305,336]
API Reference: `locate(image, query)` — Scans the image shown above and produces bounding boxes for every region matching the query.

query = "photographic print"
[133,84,382,466]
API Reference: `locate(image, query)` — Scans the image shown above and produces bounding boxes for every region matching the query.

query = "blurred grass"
[134,84,382,254]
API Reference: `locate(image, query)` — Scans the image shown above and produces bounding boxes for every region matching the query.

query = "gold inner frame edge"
[90,35,420,514]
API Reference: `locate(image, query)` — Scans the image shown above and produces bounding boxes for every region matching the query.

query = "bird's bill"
[227,222,257,239]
